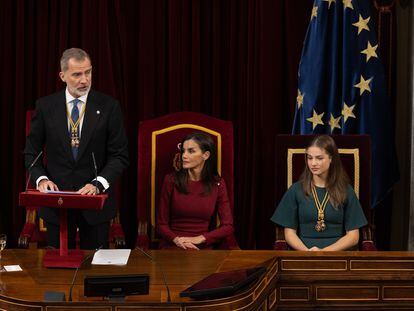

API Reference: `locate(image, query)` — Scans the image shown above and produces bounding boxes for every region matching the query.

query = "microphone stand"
[68,246,103,301]
[136,247,171,302]
[91,152,98,194]
[25,151,43,192]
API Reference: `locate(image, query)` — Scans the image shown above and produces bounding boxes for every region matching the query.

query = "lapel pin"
[96,110,100,115]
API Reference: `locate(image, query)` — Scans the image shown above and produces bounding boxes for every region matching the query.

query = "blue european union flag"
[292,0,399,207]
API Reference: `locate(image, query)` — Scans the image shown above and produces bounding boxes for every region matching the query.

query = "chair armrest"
[109,223,126,248]
[274,226,288,250]
[136,234,150,250]
[273,240,288,250]
[109,211,126,249]
[18,209,38,248]
[18,222,36,249]
[360,226,377,251]
[217,234,240,250]
[361,240,377,251]
[136,221,150,249]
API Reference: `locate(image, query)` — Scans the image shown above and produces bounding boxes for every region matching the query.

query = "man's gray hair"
[60,48,91,71]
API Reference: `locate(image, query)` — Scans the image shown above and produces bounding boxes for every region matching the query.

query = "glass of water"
[0,234,6,262]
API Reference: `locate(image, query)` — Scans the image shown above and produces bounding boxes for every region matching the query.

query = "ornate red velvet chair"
[18,110,126,248]
[18,110,47,248]
[136,111,238,249]
[273,135,376,251]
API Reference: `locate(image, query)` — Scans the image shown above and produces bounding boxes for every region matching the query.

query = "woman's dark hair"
[174,132,219,194]
[300,135,349,208]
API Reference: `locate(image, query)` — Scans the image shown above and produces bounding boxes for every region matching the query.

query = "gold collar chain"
[66,101,86,133]
[311,185,330,232]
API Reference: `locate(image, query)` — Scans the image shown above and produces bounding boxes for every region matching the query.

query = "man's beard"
[69,85,90,97]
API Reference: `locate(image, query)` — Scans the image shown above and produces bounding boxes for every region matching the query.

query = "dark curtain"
[1,0,359,249]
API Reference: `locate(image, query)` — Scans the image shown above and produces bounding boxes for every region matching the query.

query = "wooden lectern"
[19,190,107,268]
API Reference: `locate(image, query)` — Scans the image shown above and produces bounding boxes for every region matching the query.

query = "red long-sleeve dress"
[156,174,234,249]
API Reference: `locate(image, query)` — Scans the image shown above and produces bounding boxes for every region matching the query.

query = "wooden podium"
[19,190,107,268]
[2,250,414,310]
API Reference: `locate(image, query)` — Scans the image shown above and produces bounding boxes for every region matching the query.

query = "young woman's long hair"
[174,132,219,195]
[300,135,349,208]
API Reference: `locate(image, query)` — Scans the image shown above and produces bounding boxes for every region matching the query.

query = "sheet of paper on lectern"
[45,190,78,195]
[3,265,23,272]
[92,249,131,265]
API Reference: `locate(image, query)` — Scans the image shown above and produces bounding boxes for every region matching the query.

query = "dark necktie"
[70,99,80,159]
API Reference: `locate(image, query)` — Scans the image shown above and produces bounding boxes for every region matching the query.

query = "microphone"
[68,246,103,302]
[135,247,171,302]
[25,151,43,192]
[91,152,98,194]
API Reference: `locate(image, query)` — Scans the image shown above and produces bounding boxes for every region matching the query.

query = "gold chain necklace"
[311,185,330,232]
[66,102,86,148]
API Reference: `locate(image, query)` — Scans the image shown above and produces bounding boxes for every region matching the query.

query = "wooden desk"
[1,250,414,310]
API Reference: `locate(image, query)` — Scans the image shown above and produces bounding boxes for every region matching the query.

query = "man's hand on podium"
[77,183,99,195]
[38,179,59,193]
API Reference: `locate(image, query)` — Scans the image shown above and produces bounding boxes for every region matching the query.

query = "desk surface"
[1,250,414,310]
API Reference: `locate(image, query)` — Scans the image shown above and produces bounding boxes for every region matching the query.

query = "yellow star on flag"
[323,0,336,9]
[306,109,325,130]
[311,5,318,20]
[296,90,304,109]
[354,75,373,95]
[329,114,342,133]
[341,102,356,123]
[343,0,354,10]
[361,41,378,62]
[352,14,370,35]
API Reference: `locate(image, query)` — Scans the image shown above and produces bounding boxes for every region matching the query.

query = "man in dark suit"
[24,48,129,249]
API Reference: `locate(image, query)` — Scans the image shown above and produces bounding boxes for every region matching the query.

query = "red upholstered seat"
[19,110,125,248]
[18,110,47,248]
[136,111,238,249]
[274,135,376,251]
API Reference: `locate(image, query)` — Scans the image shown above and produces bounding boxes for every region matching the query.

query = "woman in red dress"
[156,132,234,250]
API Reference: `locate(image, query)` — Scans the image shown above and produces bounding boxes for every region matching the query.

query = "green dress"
[271,182,367,249]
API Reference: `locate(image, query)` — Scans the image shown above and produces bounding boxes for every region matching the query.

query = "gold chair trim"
[151,124,222,239]
[287,148,360,198]
[39,218,46,232]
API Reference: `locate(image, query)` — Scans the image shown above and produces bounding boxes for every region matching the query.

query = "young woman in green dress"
[271,135,367,251]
